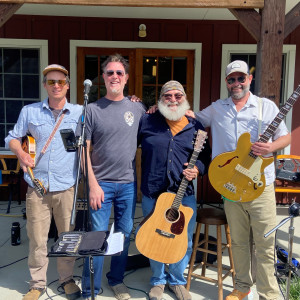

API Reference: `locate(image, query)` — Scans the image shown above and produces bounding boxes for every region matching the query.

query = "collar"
[42,97,70,112]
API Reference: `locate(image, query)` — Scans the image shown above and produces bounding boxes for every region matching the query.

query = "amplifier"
[276,156,300,183]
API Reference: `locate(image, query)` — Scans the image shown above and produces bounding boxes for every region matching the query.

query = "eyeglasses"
[47,79,67,86]
[163,93,184,100]
[226,76,247,85]
[105,70,125,77]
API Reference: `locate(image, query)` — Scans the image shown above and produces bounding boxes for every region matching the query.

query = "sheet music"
[104,223,124,256]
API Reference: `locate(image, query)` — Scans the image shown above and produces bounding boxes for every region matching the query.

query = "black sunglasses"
[163,93,184,100]
[226,76,247,85]
[105,70,125,77]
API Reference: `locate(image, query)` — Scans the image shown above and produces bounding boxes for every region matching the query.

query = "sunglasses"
[105,70,125,77]
[47,79,67,86]
[163,93,184,100]
[226,76,247,85]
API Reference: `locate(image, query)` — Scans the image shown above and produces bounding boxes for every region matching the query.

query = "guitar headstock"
[194,129,207,152]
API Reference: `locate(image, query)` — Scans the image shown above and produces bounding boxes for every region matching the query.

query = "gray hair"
[101,53,129,74]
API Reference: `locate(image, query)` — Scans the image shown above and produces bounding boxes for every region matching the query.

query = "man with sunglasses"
[137,80,211,300]
[5,64,82,300]
[80,54,146,300]
[192,60,291,300]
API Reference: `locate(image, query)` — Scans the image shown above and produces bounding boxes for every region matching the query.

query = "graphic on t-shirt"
[124,111,134,126]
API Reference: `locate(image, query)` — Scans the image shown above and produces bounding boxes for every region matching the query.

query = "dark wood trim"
[1,0,264,9]
[229,8,261,42]
[0,3,22,27]
[284,1,300,39]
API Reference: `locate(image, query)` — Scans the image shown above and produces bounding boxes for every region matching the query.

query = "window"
[0,39,48,150]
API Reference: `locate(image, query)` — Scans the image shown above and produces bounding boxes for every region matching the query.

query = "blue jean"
[141,194,197,286]
[81,181,136,298]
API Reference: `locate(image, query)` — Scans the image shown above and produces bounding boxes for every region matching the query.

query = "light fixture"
[139,24,147,38]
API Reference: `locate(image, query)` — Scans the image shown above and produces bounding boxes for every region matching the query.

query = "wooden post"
[255,0,286,106]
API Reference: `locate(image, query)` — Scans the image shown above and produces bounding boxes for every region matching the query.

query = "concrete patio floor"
[0,200,299,300]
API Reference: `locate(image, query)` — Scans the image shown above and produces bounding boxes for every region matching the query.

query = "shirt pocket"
[28,120,49,141]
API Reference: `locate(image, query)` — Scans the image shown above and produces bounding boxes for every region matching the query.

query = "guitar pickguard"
[235,156,264,186]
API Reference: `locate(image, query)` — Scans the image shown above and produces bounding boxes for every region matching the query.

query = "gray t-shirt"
[85,97,145,183]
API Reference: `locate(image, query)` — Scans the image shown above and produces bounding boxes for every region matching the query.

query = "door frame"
[70,40,202,111]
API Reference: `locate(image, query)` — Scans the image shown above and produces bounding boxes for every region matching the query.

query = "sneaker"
[149,284,165,300]
[110,283,131,300]
[61,279,81,300]
[225,289,250,300]
[168,284,192,300]
[23,287,45,300]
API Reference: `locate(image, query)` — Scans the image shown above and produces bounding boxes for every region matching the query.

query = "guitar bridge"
[155,229,175,239]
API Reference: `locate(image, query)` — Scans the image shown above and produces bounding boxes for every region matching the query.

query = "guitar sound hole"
[165,208,179,222]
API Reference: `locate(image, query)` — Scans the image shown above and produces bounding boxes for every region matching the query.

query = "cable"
[0,256,27,269]
[0,213,24,217]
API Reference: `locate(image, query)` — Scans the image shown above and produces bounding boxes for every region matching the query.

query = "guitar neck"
[250,85,300,157]
[173,150,200,209]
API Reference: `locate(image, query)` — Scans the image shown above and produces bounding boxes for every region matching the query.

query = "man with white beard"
[137,81,211,300]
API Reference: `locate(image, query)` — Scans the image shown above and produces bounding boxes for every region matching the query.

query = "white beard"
[158,99,190,121]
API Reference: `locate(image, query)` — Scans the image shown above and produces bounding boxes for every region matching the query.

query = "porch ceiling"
[12,1,299,21]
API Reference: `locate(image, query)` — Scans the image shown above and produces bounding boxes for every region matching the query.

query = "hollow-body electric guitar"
[208,85,300,202]
[22,135,47,196]
[135,129,207,264]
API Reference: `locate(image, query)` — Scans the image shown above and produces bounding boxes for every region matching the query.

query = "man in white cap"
[5,64,82,300]
[191,60,291,300]
[138,80,211,300]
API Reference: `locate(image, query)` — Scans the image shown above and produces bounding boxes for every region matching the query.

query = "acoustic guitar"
[208,85,300,202]
[135,129,207,264]
[22,135,47,197]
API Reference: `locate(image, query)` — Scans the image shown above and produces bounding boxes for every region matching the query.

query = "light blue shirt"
[5,98,83,192]
[195,92,289,185]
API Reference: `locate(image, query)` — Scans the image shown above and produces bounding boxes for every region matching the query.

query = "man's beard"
[158,99,190,121]
[229,85,250,100]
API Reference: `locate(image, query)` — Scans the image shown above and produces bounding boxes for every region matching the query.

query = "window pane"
[6,100,23,123]
[4,74,21,98]
[3,49,20,73]
[143,57,156,84]
[174,57,187,84]
[0,124,4,148]
[0,74,3,98]
[85,55,99,84]
[89,85,99,103]
[0,50,2,72]
[0,100,4,122]
[158,57,172,84]
[23,75,39,98]
[142,86,156,108]
[22,49,39,74]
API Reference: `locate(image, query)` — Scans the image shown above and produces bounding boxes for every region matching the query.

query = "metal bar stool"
[186,207,235,300]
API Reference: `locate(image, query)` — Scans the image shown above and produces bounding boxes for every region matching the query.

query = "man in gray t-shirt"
[81,54,145,300]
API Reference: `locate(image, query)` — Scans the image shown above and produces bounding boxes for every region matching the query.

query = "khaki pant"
[26,186,76,289]
[224,184,279,300]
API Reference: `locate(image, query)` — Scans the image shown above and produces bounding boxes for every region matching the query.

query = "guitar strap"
[35,110,67,166]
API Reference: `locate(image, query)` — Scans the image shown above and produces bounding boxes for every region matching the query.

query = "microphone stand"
[264,202,300,300]
[70,84,96,300]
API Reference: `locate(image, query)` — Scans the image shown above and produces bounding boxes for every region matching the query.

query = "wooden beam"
[229,8,261,41]
[255,0,286,107]
[0,3,22,27]
[284,1,300,39]
[0,0,264,9]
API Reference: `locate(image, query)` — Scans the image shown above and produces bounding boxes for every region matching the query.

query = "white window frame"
[221,44,296,154]
[0,38,48,153]
[0,38,49,100]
